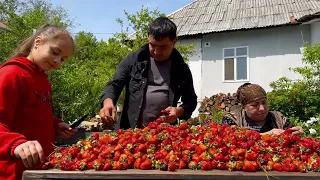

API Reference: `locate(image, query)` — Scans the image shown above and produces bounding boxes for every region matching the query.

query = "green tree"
[1,2,196,123]
[267,42,320,124]
[0,0,73,62]
[51,6,196,122]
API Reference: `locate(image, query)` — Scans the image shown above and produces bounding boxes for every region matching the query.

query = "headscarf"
[236,83,267,106]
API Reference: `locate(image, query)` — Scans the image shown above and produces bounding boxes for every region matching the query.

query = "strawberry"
[195,144,207,154]
[168,161,176,171]
[140,159,152,170]
[288,164,298,172]
[148,122,157,129]
[178,160,186,169]
[113,161,124,170]
[273,163,282,171]
[211,160,218,169]
[92,160,103,170]
[298,162,308,173]
[217,162,226,170]
[235,161,243,171]
[157,159,168,171]
[284,128,292,135]
[138,144,148,153]
[200,161,212,171]
[155,151,165,160]
[179,122,189,130]
[188,161,198,170]
[155,118,164,125]
[242,161,256,172]
[192,154,202,163]
[214,153,224,162]
[59,160,73,171]
[103,162,112,171]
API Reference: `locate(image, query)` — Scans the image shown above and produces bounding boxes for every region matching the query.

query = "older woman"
[222,83,304,136]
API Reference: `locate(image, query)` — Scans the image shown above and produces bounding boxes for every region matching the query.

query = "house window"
[223,47,249,81]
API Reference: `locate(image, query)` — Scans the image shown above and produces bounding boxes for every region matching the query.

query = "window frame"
[222,46,250,82]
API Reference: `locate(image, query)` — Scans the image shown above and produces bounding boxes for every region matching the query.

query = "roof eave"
[177,23,303,38]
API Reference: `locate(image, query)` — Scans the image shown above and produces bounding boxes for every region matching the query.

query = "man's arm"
[178,64,198,120]
[100,54,132,107]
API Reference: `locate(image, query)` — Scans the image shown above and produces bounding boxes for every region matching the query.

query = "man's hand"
[14,141,46,168]
[161,106,184,123]
[99,98,117,125]
[57,122,78,139]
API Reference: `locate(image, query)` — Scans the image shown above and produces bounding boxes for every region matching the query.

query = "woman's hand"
[289,126,304,136]
[261,128,284,136]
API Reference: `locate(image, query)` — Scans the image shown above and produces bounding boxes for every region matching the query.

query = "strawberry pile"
[45,119,320,173]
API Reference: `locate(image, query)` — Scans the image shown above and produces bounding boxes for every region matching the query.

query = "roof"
[170,0,320,36]
[0,22,11,32]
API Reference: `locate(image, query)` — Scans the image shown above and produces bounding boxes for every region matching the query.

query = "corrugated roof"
[170,0,320,36]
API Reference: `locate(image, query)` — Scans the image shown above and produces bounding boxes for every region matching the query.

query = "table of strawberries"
[22,117,320,180]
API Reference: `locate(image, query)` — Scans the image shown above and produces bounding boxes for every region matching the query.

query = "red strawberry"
[188,161,198,170]
[134,158,142,169]
[155,118,164,125]
[289,164,298,172]
[298,162,308,173]
[103,162,112,171]
[211,160,218,169]
[168,161,176,171]
[158,159,168,171]
[273,163,282,171]
[155,151,165,160]
[284,128,292,135]
[179,122,189,130]
[148,122,157,129]
[138,144,148,153]
[140,160,152,170]
[242,161,256,172]
[113,161,124,170]
[217,162,226,170]
[178,160,186,169]
[200,161,212,170]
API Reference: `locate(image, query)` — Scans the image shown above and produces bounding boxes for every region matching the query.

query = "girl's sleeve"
[0,66,27,159]
[53,117,63,137]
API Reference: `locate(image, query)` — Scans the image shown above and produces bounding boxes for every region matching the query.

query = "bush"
[267,42,320,123]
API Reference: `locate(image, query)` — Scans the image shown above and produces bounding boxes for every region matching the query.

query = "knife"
[70,114,89,128]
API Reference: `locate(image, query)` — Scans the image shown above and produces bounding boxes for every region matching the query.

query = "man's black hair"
[148,16,177,41]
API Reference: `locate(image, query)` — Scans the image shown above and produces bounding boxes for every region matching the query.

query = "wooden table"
[22,169,320,180]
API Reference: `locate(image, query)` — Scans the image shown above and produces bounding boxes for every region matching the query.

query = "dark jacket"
[100,44,197,130]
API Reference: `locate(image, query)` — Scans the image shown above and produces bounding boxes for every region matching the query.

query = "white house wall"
[311,21,320,45]
[200,25,310,98]
[177,38,203,118]
[179,25,311,117]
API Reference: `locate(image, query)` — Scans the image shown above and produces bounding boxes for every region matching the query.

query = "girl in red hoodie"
[0,24,78,180]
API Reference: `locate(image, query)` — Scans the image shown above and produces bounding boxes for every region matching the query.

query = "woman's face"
[244,98,269,121]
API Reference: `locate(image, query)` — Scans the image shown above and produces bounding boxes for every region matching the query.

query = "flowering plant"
[293,115,320,138]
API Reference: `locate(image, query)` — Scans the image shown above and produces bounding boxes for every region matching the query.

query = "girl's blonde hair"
[11,24,75,58]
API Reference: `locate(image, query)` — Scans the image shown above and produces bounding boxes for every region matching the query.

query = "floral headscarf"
[236,83,267,106]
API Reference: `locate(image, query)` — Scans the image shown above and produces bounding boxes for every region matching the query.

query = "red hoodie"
[0,57,62,180]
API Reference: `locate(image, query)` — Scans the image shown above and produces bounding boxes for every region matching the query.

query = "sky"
[50,0,194,41]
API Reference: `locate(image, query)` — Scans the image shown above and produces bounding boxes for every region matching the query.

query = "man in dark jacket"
[99,17,197,130]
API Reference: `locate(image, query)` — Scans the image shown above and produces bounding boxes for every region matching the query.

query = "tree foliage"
[267,43,320,131]
[1,1,196,122]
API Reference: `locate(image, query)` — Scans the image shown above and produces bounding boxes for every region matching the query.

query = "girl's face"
[244,98,269,122]
[30,34,74,72]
